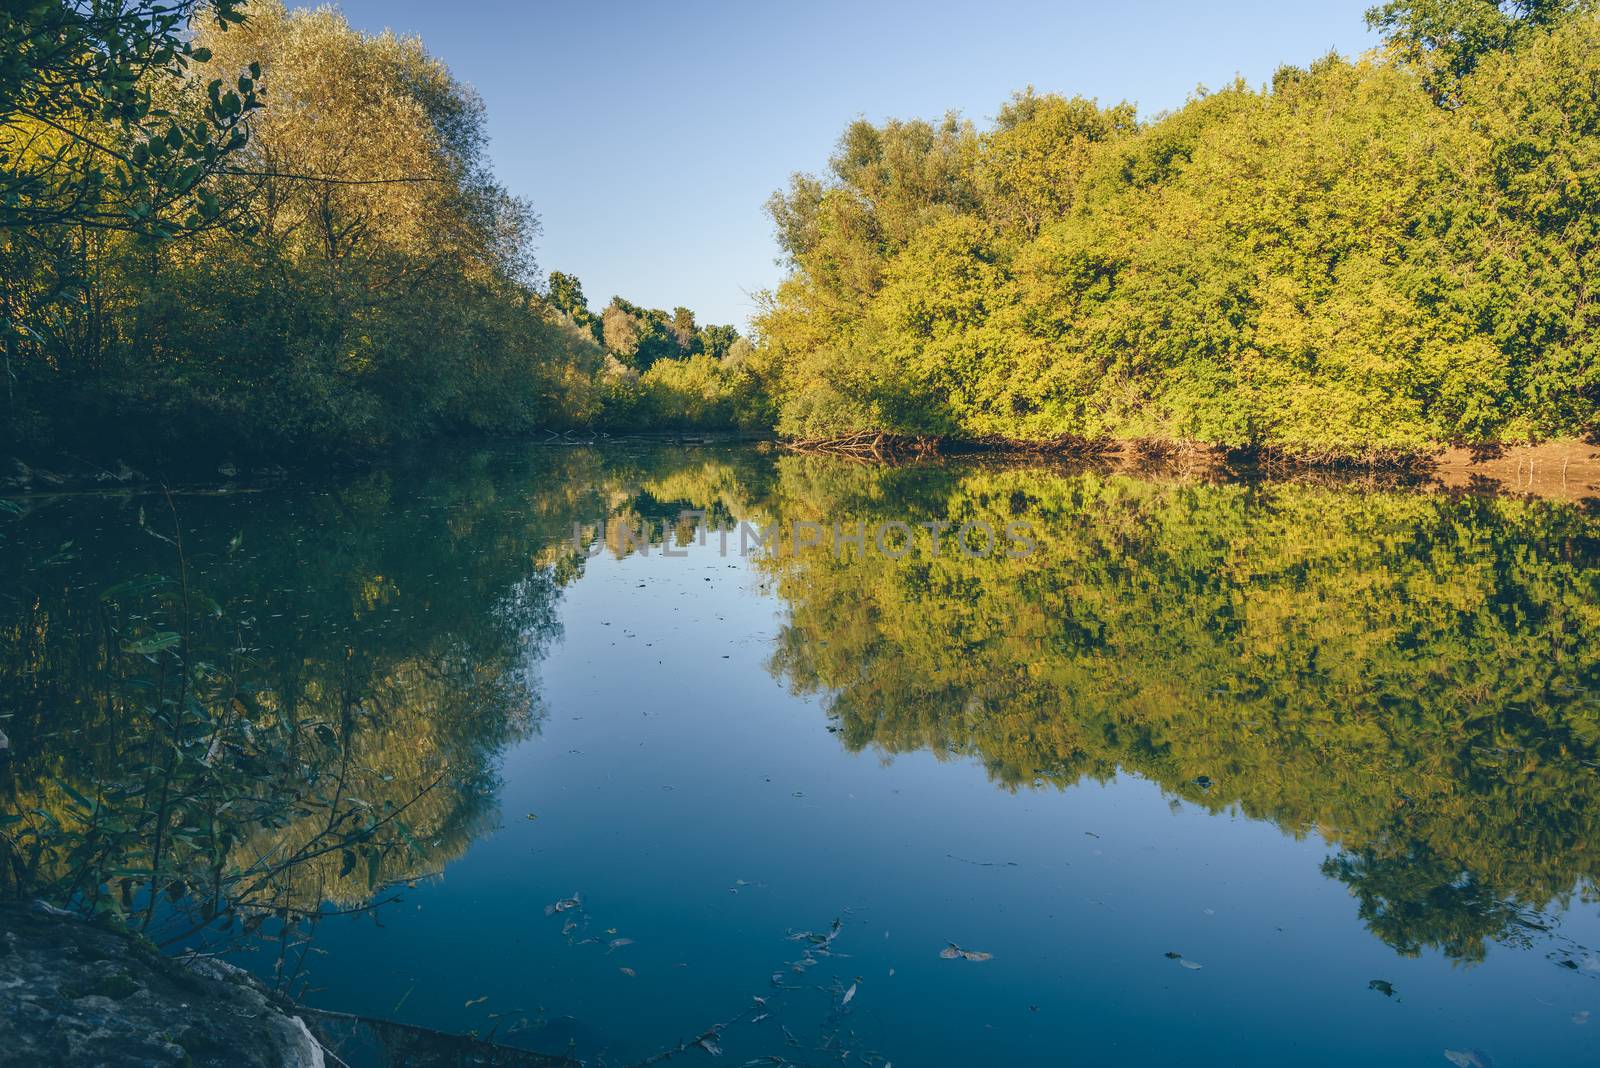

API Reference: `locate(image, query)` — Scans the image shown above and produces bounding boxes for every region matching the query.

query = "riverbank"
[0,902,579,1067]
[782,433,1600,501]
[5,433,1597,504]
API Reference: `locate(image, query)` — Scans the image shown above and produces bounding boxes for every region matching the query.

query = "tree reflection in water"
[2,446,1598,975]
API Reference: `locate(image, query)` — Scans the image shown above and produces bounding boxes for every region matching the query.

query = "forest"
[2,0,1598,462]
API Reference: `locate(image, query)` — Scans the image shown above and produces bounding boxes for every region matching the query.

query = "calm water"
[3,445,1599,1066]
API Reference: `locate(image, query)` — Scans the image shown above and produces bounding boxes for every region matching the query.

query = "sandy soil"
[1427,440,1600,501]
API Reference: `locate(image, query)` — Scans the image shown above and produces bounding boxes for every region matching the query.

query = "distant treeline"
[3,1,1598,463]
[756,0,1600,459]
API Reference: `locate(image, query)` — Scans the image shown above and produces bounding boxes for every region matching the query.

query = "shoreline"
[780,433,1600,502]
[3,434,1597,504]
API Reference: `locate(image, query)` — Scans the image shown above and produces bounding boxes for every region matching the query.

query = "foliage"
[2,1,609,459]
[1366,0,1594,104]
[756,9,1600,457]
[0,0,259,236]
[602,351,773,432]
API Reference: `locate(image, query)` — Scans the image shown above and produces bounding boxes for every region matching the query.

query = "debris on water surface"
[1443,1050,1495,1068]
[940,942,993,961]
[1368,979,1396,998]
[464,995,488,1008]
[1164,951,1202,969]
[1573,1011,1590,1025]
[608,938,634,951]
[619,967,636,977]
[544,894,581,916]
[788,918,842,948]
[842,981,857,1006]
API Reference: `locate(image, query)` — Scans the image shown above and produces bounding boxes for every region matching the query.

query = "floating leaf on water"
[1443,1050,1495,1068]
[1368,979,1396,998]
[752,1013,769,1024]
[940,942,992,961]
[842,981,857,1006]
[1179,959,1203,970]
[619,967,636,977]
[544,894,581,916]
[608,938,634,951]
[464,995,488,1008]
[789,918,843,946]
[525,813,538,821]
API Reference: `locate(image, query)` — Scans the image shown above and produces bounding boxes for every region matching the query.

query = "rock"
[0,903,324,1067]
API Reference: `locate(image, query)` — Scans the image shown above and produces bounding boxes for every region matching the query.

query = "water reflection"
[2,445,1598,979]
[753,457,1600,964]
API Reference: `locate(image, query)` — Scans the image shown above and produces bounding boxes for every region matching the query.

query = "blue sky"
[326,1,1379,327]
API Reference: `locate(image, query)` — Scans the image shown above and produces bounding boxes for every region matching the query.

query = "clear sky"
[324,1,1379,328]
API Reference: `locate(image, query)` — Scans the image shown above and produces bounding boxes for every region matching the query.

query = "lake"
[2,444,1598,1066]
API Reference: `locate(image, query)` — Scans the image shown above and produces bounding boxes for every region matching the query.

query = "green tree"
[546,269,600,340]
[1366,0,1593,104]
[0,0,260,236]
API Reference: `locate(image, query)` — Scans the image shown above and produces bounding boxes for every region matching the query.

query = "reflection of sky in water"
[295,543,1600,1068]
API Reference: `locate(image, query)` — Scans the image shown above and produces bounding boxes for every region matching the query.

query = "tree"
[601,297,679,370]
[546,270,600,340]
[0,0,261,236]
[979,88,1136,235]
[1366,0,1593,104]
[670,306,699,354]
[698,323,740,361]
[756,11,1600,454]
